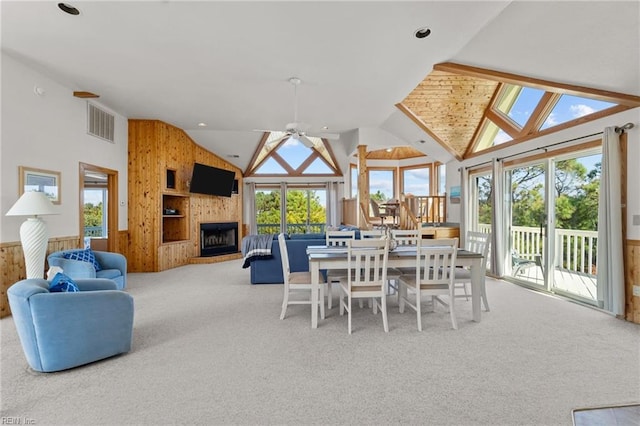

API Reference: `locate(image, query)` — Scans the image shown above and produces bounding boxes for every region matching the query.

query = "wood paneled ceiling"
[401,70,499,159]
[397,62,640,161]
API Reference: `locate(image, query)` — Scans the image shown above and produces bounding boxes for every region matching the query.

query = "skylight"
[495,85,545,128]
[540,95,617,130]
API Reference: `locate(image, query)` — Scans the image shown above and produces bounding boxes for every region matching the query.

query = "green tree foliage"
[84,202,103,227]
[477,158,599,232]
[370,190,387,203]
[255,189,326,233]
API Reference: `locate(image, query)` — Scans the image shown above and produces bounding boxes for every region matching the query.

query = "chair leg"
[481,282,490,312]
[348,295,352,334]
[398,283,406,313]
[416,291,422,332]
[463,282,470,301]
[280,286,289,320]
[372,297,378,315]
[319,285,326,320]
[381,294,389,333]
[449,290,458,330]
[327,280,332,310]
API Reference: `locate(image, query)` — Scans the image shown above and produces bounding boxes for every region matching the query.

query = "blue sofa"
[249,229,361,284]
[47,249,127,289]
[7,278,134,372]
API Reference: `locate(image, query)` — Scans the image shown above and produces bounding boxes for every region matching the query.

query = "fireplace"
[200,222,238,257]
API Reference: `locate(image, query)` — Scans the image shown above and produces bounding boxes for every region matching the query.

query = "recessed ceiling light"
[197,122,207,127]
[322,126,329,130]
[227,154,240,158]
[386,148,393,153]
[414,27,431,39]
[58,3,80,15]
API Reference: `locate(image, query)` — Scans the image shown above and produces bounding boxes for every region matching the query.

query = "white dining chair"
[360,229,385,239]
[278,233,326,321]
[338,238,390,334]
[324,230,356,309]
[454,231,491,311]
[398,238,458,331]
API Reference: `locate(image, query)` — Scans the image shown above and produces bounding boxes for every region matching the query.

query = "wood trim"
[434,62,640,107]
[625,239,639,324]
[395,102,463,161]
[73,91,99,98]
[321,138,343,175]
[244,132,270,176]
[522,92,560,135]
[485,109,521,139]
[79,162,118,252]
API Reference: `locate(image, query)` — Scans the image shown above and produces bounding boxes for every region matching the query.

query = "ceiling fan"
[256,77,339,148]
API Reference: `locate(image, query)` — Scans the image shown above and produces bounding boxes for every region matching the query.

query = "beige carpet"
[1,259,639,425]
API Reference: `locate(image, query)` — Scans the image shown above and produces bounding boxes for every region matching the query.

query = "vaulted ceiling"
[2,1,639,170]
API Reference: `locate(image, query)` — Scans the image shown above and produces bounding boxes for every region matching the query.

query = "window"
[350,164,358,198]
[438,163,446,195]
[247,132,341,177]
[401,166,430,196]
[255,187,281,234]
[369,169,395,202]
[495,85,545,128]
[540,95,617,130]
[286,188,327,234]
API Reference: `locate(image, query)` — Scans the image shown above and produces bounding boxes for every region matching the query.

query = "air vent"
[87,103,114,142]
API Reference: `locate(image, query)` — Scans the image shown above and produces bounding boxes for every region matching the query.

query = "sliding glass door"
[551,152,600,303]
[506,161,547,288]
[501,149,601,305]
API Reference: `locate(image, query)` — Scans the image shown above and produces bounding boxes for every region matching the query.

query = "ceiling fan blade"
[298,135,315,148]
[306,132,340,140]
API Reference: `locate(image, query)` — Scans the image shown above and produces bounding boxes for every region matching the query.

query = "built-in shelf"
[162,193,189,243]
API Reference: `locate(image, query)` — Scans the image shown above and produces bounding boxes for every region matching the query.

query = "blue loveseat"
[248,228,361,284]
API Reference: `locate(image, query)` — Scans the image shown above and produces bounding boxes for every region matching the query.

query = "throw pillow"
[63,249,102,271]
[49,272,80,293]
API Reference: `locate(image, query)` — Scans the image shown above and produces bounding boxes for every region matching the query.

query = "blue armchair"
[7,278,134,372]
[48,249,127,289]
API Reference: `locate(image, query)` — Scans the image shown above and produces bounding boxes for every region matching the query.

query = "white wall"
[1,53,129,243]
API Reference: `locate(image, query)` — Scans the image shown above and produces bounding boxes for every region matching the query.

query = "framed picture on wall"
[19,166,61,204]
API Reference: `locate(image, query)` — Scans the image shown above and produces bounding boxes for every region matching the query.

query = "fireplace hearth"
[200,222,238,257]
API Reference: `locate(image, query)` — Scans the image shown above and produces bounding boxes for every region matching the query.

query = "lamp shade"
[6,191,58,217]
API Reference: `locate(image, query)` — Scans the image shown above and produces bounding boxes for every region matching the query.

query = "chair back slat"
[348,238,389,289]
[392,229,419,246]
[326,230,356,246]
[415,238,458,286]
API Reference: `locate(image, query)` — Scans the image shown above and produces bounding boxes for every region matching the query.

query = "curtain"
[596,127,625,315]
[280,182,288,234]
[490,158,505,277]
[325,181,339,228]
[246,182,257,235]
[459,167,469,248]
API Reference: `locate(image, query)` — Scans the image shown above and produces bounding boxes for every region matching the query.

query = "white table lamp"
[6,191,59,279]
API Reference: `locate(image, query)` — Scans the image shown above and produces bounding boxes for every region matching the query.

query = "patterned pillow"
[49,272,79,293]
[62,249,102,271]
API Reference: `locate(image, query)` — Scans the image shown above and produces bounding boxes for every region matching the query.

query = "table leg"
[311,261,319,329]
[471,258,482,322]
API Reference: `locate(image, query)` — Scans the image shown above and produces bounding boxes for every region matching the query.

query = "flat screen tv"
[189,163,235,197]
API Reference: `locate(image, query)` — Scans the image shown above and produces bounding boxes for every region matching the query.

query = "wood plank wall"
[625,239,640,323]
[128,120,243,272]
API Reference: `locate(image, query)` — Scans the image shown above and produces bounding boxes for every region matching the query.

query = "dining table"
[306,244,486,329]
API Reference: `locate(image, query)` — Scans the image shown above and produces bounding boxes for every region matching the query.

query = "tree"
[255,189,326,233]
